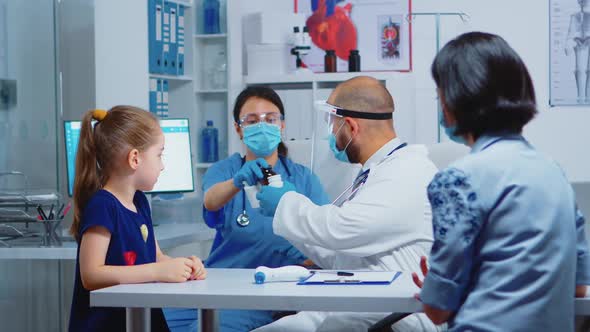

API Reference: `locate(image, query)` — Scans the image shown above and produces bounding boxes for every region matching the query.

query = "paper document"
[298,271,401,285]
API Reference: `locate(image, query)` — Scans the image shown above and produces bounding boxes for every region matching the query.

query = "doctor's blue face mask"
[242,122,282,157]
[329,120,353,163]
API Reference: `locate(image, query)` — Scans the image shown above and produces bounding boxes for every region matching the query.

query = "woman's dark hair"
[431,32,537,140]
[233,86,288,156]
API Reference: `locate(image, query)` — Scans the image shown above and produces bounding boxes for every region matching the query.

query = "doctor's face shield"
[314,100,394,134]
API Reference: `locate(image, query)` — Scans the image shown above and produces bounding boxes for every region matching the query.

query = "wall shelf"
[195,88,227,94]
[195,162,214,169]
[194,33,227,39]
[150,74,193,82]
[244,71,401,85]
[166,0,193,7]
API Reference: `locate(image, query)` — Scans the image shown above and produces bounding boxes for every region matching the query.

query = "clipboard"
[297,271,402,285]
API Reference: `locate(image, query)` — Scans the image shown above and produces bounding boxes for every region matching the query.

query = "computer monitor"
[64,118,195,196]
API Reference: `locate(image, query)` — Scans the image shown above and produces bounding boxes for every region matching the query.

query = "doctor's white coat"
[253,138,444,332]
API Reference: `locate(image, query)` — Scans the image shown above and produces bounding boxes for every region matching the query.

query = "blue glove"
[233,158,269,189]
[257,181,296,216]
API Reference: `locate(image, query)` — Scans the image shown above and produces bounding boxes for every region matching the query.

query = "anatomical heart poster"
[550,0,590,105]
[297,0,412,72]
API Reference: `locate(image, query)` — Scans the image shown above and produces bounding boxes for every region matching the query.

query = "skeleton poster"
[296,0,412,73]
[550,0,590,105]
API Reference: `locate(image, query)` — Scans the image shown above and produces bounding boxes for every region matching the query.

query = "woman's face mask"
[242,122,282,157]
[439,109,467,145]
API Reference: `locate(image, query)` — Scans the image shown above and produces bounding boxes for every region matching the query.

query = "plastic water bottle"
[200,120,218,162]
[254,265,311,284]
[203,0,220,34]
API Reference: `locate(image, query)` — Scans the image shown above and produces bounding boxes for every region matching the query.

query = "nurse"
[412,32,590,331]
[164,86,329,332]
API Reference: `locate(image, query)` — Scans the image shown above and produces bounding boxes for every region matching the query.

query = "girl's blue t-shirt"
[68,190,169,332]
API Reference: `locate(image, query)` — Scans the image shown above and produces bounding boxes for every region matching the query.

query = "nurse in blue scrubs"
[164,86,329,332]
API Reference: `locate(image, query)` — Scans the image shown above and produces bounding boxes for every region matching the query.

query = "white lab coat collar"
[361,137,402,172]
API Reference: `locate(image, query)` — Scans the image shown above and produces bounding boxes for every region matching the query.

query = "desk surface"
[91,268,590,315]
[0,223,215,260]
[92,268,423,313]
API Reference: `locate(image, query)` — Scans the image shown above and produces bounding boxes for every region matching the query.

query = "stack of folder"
[148,0,186,76]
[148,1,187,117]
[149,78,169,118]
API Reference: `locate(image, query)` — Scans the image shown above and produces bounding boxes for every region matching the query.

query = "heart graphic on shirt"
[123,251,137,266]
[306,0,357,60]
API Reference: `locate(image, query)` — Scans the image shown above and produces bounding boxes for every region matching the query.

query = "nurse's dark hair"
[70,106,160,241]
[432,32,537,140]
[233,86,288,156]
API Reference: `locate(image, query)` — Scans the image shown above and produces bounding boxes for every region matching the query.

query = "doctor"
[254,76,442,332]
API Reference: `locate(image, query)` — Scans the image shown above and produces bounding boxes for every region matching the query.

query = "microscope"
[290,26,313,74]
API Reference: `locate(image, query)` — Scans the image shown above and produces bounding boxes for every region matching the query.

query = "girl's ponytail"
[70,110,105,241]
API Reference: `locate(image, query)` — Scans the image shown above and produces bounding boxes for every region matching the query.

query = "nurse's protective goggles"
[314,100,393,130]
[237,112,284,128]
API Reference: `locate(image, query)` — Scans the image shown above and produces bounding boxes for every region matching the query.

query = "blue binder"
[156,79,163,118]
[168,3,178,75]
[162,79,169,118]
[177,4,185,76]
[149,78,158,115]
[149,0,164,74]
[162,1,172,75]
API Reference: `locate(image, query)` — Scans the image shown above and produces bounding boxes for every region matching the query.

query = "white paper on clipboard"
[298,271,401,285]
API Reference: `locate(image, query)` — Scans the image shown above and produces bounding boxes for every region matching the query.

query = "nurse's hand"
[232,158,269,189]
[257,181,296,216]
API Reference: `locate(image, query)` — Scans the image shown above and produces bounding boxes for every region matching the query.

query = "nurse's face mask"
[239,112,284,157]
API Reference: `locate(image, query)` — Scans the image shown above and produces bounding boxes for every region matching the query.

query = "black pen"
[37,205,48,220]
[48,204,55,220]
[56,203,65,219]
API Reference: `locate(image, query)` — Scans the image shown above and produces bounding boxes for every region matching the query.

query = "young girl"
[68,106,207,332]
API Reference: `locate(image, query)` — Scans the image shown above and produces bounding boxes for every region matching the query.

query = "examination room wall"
[410,0,590,231]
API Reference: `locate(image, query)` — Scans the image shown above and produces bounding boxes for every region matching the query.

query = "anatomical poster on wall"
[295,0,412,73]
[550,0,590,106]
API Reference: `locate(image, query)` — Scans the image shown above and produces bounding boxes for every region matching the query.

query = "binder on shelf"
[156,79,163,118]
[162,79,169,118]
[149,78,158,116]
[149,0,164,74]
[168,3,178,75]
[177,4,185,76]
[162,1,172,75]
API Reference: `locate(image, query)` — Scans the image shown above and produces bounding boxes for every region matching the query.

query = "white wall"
[410,0,590,184]
[94,0,149,110]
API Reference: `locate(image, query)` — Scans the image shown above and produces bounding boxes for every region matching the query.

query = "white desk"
[0,223,215,260]
[91,268,590,332]
[91,268,422,332]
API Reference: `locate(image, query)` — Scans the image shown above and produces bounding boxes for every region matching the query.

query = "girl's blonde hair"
[70,105,160,240]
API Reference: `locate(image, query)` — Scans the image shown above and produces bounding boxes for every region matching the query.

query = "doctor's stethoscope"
[331,142,407,207]
[236,156,292,227]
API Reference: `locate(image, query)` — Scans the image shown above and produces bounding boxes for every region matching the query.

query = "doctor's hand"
[233,158,269,189]
[257,181,296,216]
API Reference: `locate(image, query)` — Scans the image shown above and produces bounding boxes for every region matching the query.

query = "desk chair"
[367,142,468,332]
[426,141,470,170]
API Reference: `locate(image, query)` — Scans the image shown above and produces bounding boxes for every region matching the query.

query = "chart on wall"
[550,0,590,106]
[296,0,412,73]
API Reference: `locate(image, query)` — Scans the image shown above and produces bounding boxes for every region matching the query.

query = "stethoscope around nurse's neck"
[236,156,292,227]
